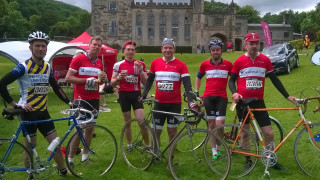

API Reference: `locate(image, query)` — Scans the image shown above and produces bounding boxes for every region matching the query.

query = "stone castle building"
[90,0,293,53]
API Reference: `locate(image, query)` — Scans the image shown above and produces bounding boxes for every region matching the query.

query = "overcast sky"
[57,0,318,16]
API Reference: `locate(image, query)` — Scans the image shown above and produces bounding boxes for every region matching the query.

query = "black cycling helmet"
[28,31,50,44]
[208,39,223,49]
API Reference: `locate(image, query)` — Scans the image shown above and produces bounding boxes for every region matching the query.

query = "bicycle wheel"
[65,124,117,177]
[120,118,155,170]
[168,128,230,180]
[176,115,208,152]
[294,123,320,177]
[252,116,284,144]
[0,139,33,179]
[211,124,259,178]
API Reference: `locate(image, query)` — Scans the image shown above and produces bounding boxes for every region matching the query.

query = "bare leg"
[167,127,178,156]
[122,111,132,144]
[134,108,149,146]
[45,132,66,170]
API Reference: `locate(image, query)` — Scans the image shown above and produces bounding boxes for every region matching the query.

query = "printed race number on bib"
[158,81,173,92]
[34,86,49,95]
[125,75,138,84]
[246,78,262,89]
[85,83,98,91]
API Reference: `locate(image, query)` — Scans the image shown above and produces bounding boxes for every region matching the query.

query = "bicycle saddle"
[2,108,25,120]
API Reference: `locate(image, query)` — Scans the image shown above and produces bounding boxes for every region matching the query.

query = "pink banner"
[261,21,272,47]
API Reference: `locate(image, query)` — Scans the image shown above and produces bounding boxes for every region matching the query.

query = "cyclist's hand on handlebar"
[231,93,242,103]
[138,93,147,102]
[287,96,296,105]
[188,101,201,114]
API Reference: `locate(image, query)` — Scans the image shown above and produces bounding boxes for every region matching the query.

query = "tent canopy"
[0,41,84,65]
[68,31,118,56]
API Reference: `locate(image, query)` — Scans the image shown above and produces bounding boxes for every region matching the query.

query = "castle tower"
[191,0,205,53]
[91,0,133,45]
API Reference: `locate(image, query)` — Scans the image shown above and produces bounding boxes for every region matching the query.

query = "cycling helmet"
[28,31,50,44]
[208,39,223,49]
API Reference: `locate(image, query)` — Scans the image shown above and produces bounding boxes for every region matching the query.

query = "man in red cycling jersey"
[229,32,295,171]
[110,41,149,153]
[65,36,106,166]
[194,39,233,160]
[140,38,199,151]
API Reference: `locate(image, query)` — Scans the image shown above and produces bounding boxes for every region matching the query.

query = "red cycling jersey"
[113,59,146,92]
[69,53,103,100]
[231,53,273,100]
[198,59,233,98]
[150,57,189,104]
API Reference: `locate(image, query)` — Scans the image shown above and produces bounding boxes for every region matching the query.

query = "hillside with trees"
[0,0,90,40]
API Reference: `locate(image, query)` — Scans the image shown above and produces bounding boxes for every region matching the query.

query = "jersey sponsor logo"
[239,67,266,78]
[79,67,100,76]
[125,75,138,84]
[157,81,174,92]
[206,70,229,78]
[246,78,263,89]
[155,71,180,81]
[29,74,49,84]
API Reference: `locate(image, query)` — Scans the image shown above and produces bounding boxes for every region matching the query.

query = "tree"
[236,5,261,23]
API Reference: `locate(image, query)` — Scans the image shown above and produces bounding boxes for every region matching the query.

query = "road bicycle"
[0,99,117,179]
[211,97,320,178]
[120,99,231,180]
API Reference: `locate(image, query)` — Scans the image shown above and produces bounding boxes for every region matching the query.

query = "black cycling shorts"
[73,99,99,122]
[22,110,55,138]
[236,99,271,127]
[153,102,181,130]
[203,96,228,120]
[119,91,143,112]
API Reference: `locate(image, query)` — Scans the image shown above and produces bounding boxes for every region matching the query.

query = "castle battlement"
[133,2,191,8]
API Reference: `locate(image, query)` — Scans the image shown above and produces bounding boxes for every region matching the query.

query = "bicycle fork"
[187,129,201,163]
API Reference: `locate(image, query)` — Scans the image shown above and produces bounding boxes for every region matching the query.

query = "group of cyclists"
[0,30,297,178]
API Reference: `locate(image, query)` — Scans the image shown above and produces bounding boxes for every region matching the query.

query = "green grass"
[0,52,319,180]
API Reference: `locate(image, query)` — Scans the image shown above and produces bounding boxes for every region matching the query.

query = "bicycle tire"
[211,124,259,178]
[65,124,117,177]
[0,138,33,179]
[176,115,208,152]
[294,122,320,177]
[252,116,284,144]
[168,128,231,180]
[120,118,155,170]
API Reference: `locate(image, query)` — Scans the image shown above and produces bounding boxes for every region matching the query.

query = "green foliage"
[289,39,304,52]
[204,0,229,12]
[0,0,90,39]
[236,5,261,23]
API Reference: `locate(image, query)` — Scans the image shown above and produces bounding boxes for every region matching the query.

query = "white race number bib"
[246,78,262,89]
[125,75,138,84]
[157,81,173,92]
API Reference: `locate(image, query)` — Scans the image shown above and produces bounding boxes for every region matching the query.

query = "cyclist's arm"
[195,72,204,92]
[266,71,289,98]
[141,72,155,96]
[0,72,18,106]
[182,75,194,102]
[228,73,238,94]
[49,76,71,105]
[110,72,120,88]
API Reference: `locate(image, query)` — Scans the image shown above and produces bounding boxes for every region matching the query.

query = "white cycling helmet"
[28,31,50,44]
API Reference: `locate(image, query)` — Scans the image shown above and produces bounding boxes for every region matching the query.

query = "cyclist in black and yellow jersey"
[0,31,72,177]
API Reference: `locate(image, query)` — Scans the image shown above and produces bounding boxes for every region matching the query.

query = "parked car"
[262,43,300,74]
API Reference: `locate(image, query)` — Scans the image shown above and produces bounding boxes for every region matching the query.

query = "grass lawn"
[0,51,319,180]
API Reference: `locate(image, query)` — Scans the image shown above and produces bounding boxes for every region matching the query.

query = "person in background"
[194,39,232,160]
[0,31,72,177]
[304,35,310,55]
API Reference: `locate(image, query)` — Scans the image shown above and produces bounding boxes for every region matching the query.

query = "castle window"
[159,13,166,38]
[108,1,117,11]
[235,23,241,35]
[184,15,191,38]
[284,32,289,38]
[148,13,154,38]
[136,14,142,26]
[136,27,142,37]
[215,18,223,26]
[108,20,118,36]
[172,15,179,38]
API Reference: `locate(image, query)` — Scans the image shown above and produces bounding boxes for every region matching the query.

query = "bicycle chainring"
[261,149,277,167]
